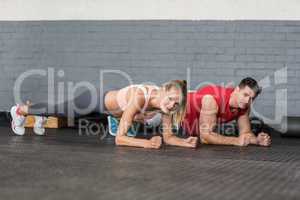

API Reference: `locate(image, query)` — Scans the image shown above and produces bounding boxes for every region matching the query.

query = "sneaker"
[33,116,47,135]
[107,116,138,137]
[10,105,26,136]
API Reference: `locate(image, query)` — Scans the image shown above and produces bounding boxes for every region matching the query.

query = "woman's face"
[160,87,182,114]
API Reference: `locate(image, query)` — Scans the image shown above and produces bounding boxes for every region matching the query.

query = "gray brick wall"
[0,21,299,127]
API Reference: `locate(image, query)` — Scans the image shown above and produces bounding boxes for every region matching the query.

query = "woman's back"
[104,84,159,118]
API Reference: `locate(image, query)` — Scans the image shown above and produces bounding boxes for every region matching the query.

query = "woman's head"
[160,80,187,125]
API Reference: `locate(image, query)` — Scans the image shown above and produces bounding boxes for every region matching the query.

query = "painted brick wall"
[0,21,299,127]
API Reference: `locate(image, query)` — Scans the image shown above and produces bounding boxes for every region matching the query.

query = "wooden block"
[24,115,67,128]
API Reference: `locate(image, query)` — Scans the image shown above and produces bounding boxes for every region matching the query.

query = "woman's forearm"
[164,135,188,147]
[115,135,150,148]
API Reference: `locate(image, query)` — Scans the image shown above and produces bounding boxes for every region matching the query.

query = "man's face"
[236,86,256,109]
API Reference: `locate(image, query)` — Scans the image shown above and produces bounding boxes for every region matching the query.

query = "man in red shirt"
[182,77,271,147]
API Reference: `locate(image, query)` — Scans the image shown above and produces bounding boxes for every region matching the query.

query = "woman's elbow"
[162,134,173,145]
[199,131,210,144]
[115,135,126,146]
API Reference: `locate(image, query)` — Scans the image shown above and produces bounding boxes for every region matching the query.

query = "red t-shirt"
[182,85,248,136]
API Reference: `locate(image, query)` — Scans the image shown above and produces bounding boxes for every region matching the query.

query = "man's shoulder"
[201,95,218,108]
[197,85,224,92]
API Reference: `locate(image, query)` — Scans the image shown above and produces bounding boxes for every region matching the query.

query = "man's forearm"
[200,131,238,145]
[240,132,258,145]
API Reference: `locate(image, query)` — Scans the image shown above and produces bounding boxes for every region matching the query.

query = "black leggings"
[27,88,108,118]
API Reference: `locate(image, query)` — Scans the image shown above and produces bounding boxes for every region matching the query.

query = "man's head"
[234,77,262,109]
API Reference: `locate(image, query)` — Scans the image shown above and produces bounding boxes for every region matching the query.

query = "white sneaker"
[10,105,26,136]
[33,116,47,135]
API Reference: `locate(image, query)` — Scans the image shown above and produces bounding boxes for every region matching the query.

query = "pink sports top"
[117,84,160,122]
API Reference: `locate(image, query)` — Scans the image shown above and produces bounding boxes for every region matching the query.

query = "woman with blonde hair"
[10,80,198,149]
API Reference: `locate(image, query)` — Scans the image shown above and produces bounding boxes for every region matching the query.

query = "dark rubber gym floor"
[1,126,300,200]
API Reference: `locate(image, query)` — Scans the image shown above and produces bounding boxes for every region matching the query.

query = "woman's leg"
[10,88,103,135]
[19,88,101,117]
